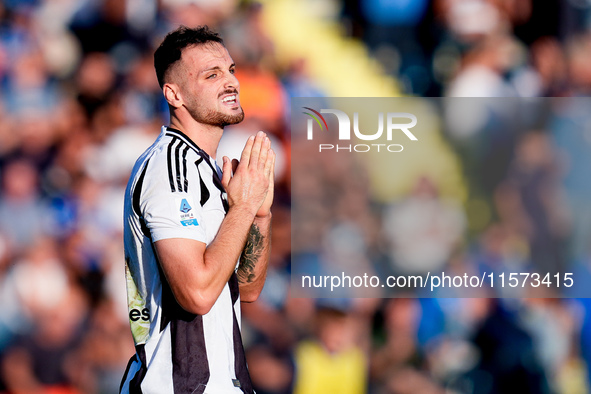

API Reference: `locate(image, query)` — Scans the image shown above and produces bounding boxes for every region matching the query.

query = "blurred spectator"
[358,0,431,94]
[280,58,326,104]
[65,298,134,394]
[472,223,530,296]
[293,303,367,394]
[120,51,165,125]
[495,131,568,275]
[69,0,150,56]
[382,176,466,275]
[512,0,559,44]
[83,124,157,184]
[461,300,552,394]
[371,298,444,394]
[75,52,117,120]
[565,33,591,96]
[0,284,88,394]
[523,37,568,97]
[446,34,522,97]
[2,48,61,119]
[434,0,507,44]
[0,159,52,252]
[550,99,591,261]
[520,298,580,391]
[0,237,67,356]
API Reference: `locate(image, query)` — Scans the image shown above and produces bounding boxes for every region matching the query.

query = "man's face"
[177,42,244,127]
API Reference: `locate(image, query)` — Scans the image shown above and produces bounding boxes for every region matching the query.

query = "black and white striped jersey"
[120,126,253,394]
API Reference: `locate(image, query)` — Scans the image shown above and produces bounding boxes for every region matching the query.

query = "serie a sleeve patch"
[175,196,199,226]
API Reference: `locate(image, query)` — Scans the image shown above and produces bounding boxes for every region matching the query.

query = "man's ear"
[163,83,183,108]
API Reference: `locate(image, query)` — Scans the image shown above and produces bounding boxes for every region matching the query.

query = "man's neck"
[168,115,223,159]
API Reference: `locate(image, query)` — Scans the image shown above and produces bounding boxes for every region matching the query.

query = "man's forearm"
[154,204,258,315]
[237,213,272,301]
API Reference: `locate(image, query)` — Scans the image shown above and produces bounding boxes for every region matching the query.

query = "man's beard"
[187,103,245,128]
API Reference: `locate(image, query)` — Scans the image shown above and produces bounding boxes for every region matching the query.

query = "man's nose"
[224,72,239,91]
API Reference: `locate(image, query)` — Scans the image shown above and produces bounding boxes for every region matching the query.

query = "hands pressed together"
[221,131,275,219]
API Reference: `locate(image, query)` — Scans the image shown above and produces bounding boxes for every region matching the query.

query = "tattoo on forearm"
[238,223,264,283]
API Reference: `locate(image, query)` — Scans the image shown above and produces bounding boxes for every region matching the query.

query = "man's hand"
[221,131,275,218]
[218,131,274,301]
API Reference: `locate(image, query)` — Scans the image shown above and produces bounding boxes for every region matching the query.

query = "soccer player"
[120,25,274,393]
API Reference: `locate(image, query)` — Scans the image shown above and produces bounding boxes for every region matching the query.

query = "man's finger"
[270,150,276,182]
[268,153,275,191]
[249,131,265,168]
[258,138,270,169]
[264,149,275,178]
[240,135,255,167]
[221,156,232,188]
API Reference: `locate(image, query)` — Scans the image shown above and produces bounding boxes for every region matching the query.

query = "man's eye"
[230,68,235,74]
[207,74,217,79]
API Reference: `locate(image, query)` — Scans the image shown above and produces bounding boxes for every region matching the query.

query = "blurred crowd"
[0,0,591,393]
[341,0,591,97]
[291,97,591,394]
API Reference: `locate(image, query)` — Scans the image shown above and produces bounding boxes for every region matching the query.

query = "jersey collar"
[165,126,207,157]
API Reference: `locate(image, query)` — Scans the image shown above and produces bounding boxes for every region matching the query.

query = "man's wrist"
[254,212,272,223]
[229,204,258,221]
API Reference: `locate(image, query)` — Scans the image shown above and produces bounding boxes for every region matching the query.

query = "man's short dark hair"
[154,25,224,88]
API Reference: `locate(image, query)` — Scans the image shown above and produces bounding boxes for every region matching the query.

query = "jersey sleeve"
[140,148,207,243]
